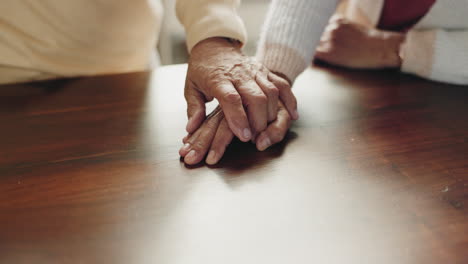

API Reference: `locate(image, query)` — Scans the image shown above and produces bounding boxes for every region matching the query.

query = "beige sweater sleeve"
[176,0,247,52]
[401,29,468,85]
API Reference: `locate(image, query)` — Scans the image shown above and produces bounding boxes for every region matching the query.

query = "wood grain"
[0,64,467,264]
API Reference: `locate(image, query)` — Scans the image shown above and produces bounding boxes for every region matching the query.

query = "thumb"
[185,80,206,133]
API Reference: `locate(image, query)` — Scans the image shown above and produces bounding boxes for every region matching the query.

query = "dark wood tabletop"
[0,64,467,264]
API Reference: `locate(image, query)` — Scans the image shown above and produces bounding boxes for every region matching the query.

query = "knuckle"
[222,91,242,105]
[186,108,198,119]
[329,25,339,33]
[337,23,351,32]
[259,65,269,75]
[275,76,289,88]
[276,79,291,90]
[209,66,228,79]
[205,119,220,131]
[187,101,199,111]
[335,17,346,24]
[192,140,208,151]
[251,92,268,104]
[266,85,279,98]
[270,129,285,143]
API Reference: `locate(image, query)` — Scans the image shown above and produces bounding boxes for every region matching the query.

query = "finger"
[268,72,299,120]
[206,118,234,165]
[236,80,268,136]
[182,134,190,144]
[256,102,292,151]
[179,132,198,157]
[180,105,223,157]
[315,50,331,61]
[213,81,252,142]
[183,109,224,165]
[256,73,279,122]
[180,107,222,157]
[320,26,335,42]
[184,80,206,133]
[180,120,208,157]
[329,14,346,24]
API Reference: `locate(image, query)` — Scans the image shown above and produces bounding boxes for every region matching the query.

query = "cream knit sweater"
[257,0,468,85]
[256,0,339,82]
[0,0,247,84]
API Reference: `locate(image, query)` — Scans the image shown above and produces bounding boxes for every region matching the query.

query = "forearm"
[256,0,339,82]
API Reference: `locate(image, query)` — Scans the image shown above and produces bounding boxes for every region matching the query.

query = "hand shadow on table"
[183,130,298,173]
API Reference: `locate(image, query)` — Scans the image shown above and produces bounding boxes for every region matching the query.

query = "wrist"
[381,32,405,68]
[191,37,242,55]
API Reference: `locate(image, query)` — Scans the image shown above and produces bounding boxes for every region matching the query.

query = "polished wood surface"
[0,64,467,264]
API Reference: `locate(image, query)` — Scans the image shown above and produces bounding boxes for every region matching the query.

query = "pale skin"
[315,15,405,69]
[180,16,407,165]
[179,100,292,165]
[185,37,299,143]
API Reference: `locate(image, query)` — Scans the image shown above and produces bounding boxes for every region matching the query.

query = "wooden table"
[0,64,467,264]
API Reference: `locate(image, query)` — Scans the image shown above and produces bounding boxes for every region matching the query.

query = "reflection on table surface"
[0,64,467,264]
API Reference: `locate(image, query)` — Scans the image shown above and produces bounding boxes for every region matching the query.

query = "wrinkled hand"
[179,101,292,165]
[185,37,298,143]
[315,15,404,69]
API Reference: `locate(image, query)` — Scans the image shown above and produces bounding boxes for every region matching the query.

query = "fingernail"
[206,150,217,165]
[181,143,191,153]
[185,150,197,164]
[243,128,252,141]
[258,137,271,151]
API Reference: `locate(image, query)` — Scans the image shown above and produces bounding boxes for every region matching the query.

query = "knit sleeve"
[401,29,468,85]
[256,0,339,83]
[176,0,247,53]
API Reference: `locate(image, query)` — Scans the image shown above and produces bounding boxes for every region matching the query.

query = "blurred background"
[158,0,270,65]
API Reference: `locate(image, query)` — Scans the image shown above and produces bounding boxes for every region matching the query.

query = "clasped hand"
[180,37,298,165]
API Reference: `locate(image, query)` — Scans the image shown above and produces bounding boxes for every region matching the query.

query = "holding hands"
[179,101,293,165]
[181,37,297,165]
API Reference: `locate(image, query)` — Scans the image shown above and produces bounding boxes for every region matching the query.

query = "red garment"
[377,0,436,32]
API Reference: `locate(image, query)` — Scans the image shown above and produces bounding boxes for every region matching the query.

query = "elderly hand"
[184,37,298,143]
[315,16,405,69]
[179,100,292,165]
